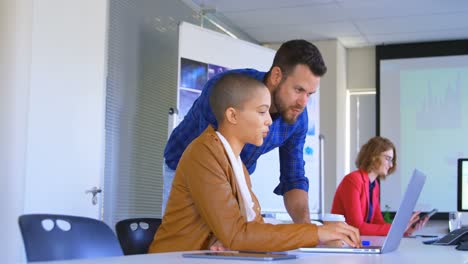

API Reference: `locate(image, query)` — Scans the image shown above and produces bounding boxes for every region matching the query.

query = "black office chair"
[18,214,123,262]
[115,218,162,255]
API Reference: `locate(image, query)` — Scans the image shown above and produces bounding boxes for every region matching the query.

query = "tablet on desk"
[182,251,297,261]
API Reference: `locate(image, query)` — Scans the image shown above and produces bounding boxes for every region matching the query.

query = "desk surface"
[35,237,467,264]
[35,221,467,264]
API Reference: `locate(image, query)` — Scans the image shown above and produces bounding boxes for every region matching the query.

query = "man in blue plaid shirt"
[164,39,327,223]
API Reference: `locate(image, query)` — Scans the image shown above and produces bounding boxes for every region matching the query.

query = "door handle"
[85,187,102,205]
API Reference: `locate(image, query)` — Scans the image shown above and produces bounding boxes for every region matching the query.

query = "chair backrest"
[115,218,162,255]
[18,214,123,262]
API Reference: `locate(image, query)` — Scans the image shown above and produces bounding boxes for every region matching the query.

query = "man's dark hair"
[209,73,267,123]
[271,39,327,77]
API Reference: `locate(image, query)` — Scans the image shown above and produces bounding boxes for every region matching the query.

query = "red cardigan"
[331,169,391,236]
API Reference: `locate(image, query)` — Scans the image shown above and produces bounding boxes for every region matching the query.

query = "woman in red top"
[331,136,427,236]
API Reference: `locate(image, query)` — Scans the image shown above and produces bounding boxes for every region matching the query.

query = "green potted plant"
[383,204,393,223]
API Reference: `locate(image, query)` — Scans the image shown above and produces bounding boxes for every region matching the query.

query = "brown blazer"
[148,126,318,253]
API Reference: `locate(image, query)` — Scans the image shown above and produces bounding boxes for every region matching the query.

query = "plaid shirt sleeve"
[274,111,309,195]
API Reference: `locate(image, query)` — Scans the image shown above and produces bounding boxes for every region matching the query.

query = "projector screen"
[378,40,468,213]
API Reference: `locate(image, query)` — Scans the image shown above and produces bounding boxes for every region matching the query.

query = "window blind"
[104,0,198,229]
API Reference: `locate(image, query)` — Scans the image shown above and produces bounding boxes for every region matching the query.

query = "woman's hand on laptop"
[316,222,361,248]
[209,239,230,251]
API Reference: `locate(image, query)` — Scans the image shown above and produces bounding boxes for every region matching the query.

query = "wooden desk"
[35,237,467,264]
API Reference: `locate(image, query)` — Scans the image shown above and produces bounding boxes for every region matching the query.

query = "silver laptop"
[299,169,426,254]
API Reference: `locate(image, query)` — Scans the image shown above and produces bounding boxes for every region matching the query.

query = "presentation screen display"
[379,45,468,213]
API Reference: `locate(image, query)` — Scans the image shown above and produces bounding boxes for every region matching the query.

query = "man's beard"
[272,86,303,125]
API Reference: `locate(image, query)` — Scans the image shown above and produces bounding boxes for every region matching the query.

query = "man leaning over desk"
[163,39,326,224]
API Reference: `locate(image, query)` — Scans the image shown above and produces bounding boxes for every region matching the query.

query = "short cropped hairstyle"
[355,136,397,179]
[271,39,327,77]
[209,73,267,123]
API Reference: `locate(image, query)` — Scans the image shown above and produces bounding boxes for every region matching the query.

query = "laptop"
[299,169,427,254]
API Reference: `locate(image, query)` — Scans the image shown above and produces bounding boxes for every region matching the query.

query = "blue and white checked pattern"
[164,68,309,195]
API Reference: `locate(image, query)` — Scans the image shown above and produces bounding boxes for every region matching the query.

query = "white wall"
[23,0,108,217]
[0,0,32,262]
[346,47,377,181]
[1,0,108,262]
[347,47,376,91]
[336,42,348,203]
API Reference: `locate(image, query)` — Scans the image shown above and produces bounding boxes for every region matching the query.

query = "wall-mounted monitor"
[458,158,468,212]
